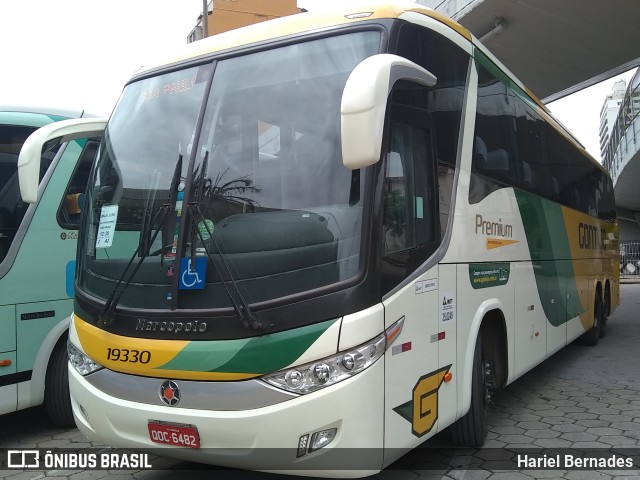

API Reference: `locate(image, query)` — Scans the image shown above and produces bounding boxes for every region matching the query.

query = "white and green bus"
[0,106,100,426]
[20,3,619,475]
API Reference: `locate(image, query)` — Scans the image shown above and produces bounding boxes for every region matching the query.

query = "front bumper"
[69,359,385,477]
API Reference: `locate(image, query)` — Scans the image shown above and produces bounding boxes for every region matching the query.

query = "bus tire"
[45,340,75,427]
[450,331,488,446]
[599,313,607,339]
[600,287,610,339]
[579,294,602,346]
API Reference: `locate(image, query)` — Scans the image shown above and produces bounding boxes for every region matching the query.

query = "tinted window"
[57,139,100,229]
[472,64,518,187]
[0,125,60,263]
[381,101,438,294]
[394,23,470,169]
[470,58,615,220]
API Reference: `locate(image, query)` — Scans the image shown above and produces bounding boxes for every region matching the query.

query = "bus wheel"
[600,289,609,339]
[579,294,602,346]
[45,340,75,427]
[450,331,489,446]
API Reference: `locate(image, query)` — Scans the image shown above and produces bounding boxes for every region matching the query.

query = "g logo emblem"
[393,365,451,438]
[159,380,180,406]
[411,367,450,437]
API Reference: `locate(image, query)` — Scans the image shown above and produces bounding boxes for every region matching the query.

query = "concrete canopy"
[442,0,640,102]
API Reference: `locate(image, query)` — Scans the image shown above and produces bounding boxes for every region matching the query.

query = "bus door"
[381,102,444,455]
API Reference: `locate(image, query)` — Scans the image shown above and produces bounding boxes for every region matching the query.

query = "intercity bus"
[0,106,99,426]
[19,3,619,475]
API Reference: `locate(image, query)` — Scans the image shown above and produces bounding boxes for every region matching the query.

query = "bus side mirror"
[340,54,437,170]
[18,118,107,203]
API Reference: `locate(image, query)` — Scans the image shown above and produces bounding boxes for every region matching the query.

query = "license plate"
[148,420,200,448]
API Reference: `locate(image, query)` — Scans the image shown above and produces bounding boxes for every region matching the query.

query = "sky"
[547,69,637,162]
[0,0,635,163]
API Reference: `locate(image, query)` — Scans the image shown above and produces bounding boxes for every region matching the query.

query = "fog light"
[309,428,337,452]
[297,434,309,457]
[78,403,93,428]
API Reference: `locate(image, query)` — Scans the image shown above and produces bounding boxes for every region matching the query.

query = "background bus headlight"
[68,341,103,376]
[262,318,403,394]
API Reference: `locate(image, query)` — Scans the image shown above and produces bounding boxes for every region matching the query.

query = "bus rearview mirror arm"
[18,118,108,203]
[340,54,437,170]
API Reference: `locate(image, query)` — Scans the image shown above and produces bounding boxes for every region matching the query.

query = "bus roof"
[130,2,601,172]
[134,2,471,78]
[0,105,90,120]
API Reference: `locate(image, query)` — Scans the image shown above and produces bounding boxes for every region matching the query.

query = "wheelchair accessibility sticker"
[179,257,206,290]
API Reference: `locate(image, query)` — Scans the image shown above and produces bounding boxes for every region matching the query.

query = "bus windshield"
[77,31,380,314]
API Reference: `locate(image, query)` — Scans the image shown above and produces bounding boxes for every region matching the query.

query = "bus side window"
[381,101,439,294]
[57,139,99,229]
[384,150,409,254]
[393,23,469,229]
[0,125,43,264]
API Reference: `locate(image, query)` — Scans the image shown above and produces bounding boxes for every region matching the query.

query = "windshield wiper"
[161,154,183,267]
[99,204,170,325]
[188,203,262,331]
[99,154,183,325]
[187,153,262,331]
[189,151,208,266]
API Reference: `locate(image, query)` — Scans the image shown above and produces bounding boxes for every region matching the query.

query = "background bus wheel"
[578,294,602,346]
[599,290,609,339]
[450,331,489,446]
[45,339,75,427]
[599,313,608,339]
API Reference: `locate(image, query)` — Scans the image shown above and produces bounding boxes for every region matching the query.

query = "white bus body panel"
[382,266,440,462]
[70,360,385,477]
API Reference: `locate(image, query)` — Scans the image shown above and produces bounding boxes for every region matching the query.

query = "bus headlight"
[68,341,103,376]
[262,318,404,394]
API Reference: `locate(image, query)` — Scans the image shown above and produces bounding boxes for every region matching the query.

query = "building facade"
[599,80,627,162]
[188,0,301,43]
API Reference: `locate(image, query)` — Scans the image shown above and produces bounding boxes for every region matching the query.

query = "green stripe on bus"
[45,114,70,123]
[158,318,338,374]
[515,189,583,326]
[0,112,66,127]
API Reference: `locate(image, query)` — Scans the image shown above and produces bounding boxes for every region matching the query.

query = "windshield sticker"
[469,263,510,289]
[415,278,437,295]
[179,257,206,290]
[96,205,119,248]
[168,197,184,259]
[198,219,215,240]
[415,196,424,219]
[440,292,455,322]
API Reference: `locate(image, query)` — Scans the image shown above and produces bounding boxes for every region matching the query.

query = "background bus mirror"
[18,118,107,203]
[340,54,437,170]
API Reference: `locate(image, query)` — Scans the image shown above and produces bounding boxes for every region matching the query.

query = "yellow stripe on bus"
[561,206,617,332]
[73,316,260,381]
